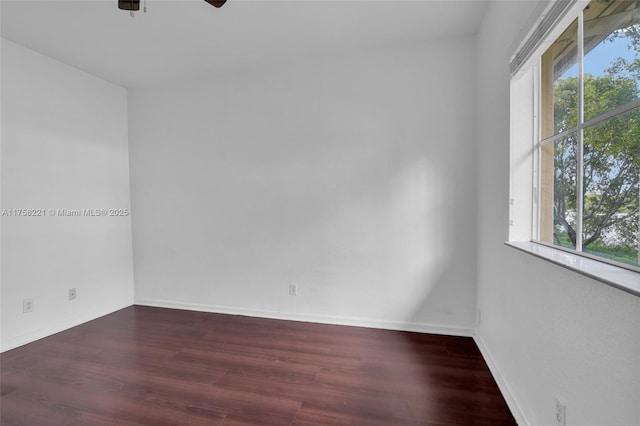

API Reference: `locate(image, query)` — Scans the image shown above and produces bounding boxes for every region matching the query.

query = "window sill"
[505,241,640,297]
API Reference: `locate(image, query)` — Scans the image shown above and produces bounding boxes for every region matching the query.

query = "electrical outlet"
[555,397,566,426]
[68,288,77,300]
[23,299,34,313]
[289,283,298,296]
[477,310,482,326]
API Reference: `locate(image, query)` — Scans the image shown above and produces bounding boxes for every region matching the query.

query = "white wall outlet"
[555,396,566,426]
[289,283,298,296]
[23,298,34,313]
[68,288,77,300]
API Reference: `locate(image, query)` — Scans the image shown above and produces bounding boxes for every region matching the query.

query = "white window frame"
[508,0,640,294]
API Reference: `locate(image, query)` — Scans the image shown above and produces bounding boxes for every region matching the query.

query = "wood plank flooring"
[1,306,515,425]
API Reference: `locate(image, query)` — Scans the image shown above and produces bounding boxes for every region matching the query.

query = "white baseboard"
[1,302,133,352]
[134,298,474,337]
[474,330,530,426]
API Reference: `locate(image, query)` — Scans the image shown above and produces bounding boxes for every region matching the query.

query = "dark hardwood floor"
[1,306,515,425]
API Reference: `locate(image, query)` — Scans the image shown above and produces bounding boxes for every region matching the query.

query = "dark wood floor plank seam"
[1,305,516,426]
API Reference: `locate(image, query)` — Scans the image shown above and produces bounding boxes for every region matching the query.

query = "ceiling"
[1,0,489,88]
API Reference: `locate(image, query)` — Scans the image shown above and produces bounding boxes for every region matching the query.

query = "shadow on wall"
[275,154,469,328]
[131,65,476,329]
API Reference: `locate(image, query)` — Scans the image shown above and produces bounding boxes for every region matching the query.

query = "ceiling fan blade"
[204,0,226,8]
[118,0,140,11]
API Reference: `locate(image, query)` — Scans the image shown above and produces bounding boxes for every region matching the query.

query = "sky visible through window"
[562,32,637,78]
[586,31,637,76]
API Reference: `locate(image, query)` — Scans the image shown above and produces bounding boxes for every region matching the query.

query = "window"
[539,0,640,269]
[512,0,640,272]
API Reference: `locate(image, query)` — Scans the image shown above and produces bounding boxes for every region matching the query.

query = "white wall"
[1,39,134,351]
[129,38,478,335]
[476,3,640,426]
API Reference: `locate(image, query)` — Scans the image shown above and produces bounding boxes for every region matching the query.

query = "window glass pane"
[552,133,579,249]
[584,0,640,121]
[583,107,640,266]
[542,19,578,139]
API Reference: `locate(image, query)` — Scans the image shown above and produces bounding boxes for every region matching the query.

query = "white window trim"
[508,0,640,296]
[506,241,640,297]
